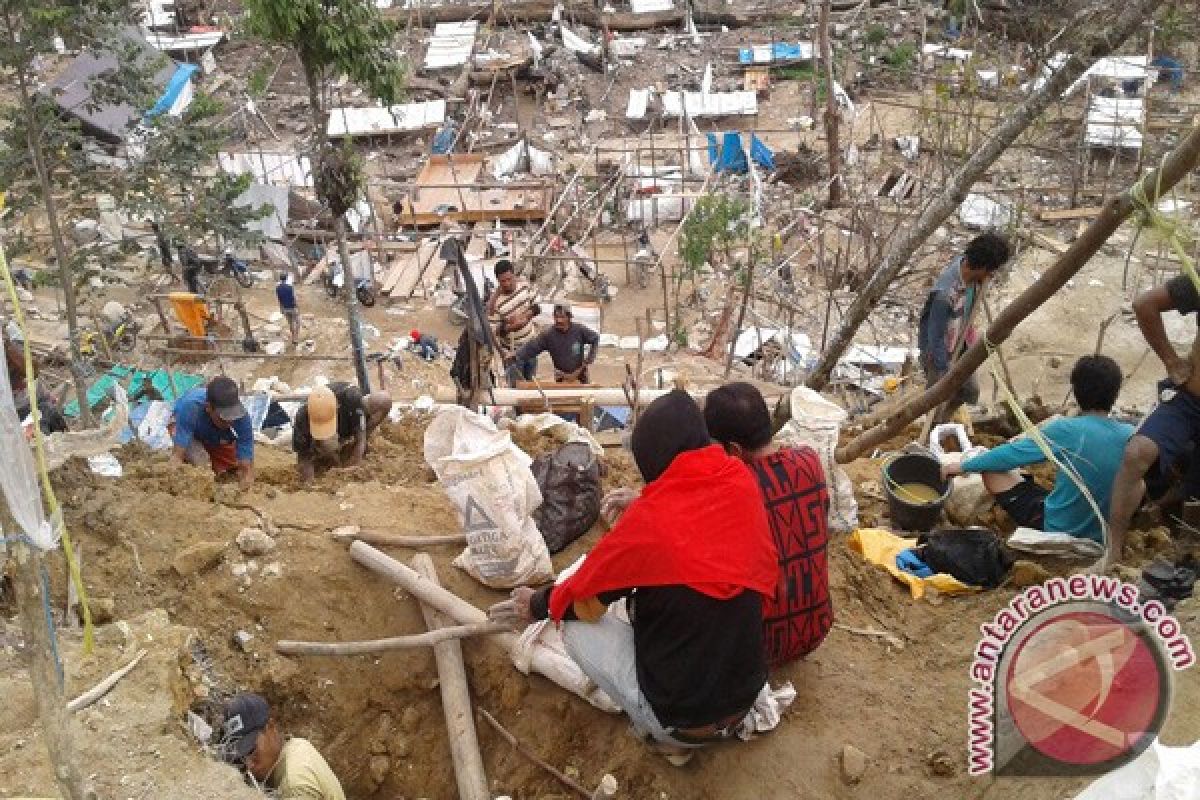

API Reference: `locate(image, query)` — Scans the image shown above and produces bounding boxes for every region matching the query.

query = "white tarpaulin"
[490,140,555,178]
[234,183,289,241]
[219,151,313,188]
[662,90,758,118]
[625,172,689,223]
[631,0,674,11]
[959,193,1014,229]
[732,327,813,360]
[423,21,478,70]
[326,99,447,138]
[922,43,972,63]
[1086,95,1145,149]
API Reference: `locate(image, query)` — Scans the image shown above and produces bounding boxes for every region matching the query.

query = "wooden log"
[836,120,1200,463]
[330,527,468,547]
[67,650,148,712]
[275,623,504,656]
[1038,206,1103,221]
[412,555,490,800]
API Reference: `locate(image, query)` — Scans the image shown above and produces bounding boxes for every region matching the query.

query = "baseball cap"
[207,376,246,422]
[221,693,270,762]
[308,385,338,441]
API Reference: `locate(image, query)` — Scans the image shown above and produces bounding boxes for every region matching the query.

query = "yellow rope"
[0,239,94,652]
[1129,153,1200,294]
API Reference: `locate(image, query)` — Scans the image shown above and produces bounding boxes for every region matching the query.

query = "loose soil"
[3,416,1198,799]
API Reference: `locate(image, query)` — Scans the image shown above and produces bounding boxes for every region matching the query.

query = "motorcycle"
[323,261,376,307]
[79,311,139,362]
[220,250,256,288]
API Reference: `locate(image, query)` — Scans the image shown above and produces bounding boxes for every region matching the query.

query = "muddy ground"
[2,415,1198,800]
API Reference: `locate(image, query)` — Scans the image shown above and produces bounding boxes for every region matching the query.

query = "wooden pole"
[275,622,505,656]
[835,121,1200,463]
[478,709,591,800]
[412,554,490,800]
[818,0,842,207]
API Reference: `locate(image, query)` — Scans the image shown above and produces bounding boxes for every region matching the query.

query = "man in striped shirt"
[487,259,540,385]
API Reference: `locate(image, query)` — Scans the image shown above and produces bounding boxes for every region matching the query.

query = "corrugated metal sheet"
[219,152,314,188]
[234,183,290,241]
[423,21,478,70]
[662,91,758,118]
[326,99,447,138]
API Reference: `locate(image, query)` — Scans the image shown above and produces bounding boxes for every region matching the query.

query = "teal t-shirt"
[960,415,1134,542]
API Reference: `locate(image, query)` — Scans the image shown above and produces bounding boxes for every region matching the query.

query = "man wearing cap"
[292,382,392,484]
[409,329,439,361]
[170,376,255,488]
[221,693,345,800]
[514,304,600,383]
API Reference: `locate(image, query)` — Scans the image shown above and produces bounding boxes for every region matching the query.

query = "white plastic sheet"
[0,356,58,550]
[424,406,553,588]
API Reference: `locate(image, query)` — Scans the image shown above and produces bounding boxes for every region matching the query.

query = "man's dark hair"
[964,232,1011,272]
[1071,355,1122,412]
[494,259,514,277]
[703,382,773,451]
[553,303,572,318]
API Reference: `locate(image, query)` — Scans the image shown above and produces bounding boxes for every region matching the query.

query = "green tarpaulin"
[64,364,205,417]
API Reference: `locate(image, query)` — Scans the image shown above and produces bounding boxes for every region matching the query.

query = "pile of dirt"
[6,415,1198,800]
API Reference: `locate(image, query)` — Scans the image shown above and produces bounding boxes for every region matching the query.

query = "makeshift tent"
[490,139,555,179]
[707,132,775,173]
[64,364,205,417]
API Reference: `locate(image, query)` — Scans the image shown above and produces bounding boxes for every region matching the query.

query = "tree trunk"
[723,260,757,378]
[835,120,1200,463]
[819,0,842,208]
[334,216,372,393]
[804,0,1166,391]
[5,18,93,426]
[2,509,87,800]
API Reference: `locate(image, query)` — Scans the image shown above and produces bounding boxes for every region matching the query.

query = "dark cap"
[207,376,246,422]
[221,693,270,762]
[552,303,572,317]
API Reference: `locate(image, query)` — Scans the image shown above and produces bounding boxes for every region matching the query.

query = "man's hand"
[296,458,315,487]
[237,462,254,490]
[1167,356,1193,388]
[940,461,964,482]
[170,446,186,465]
[487,587,536,630]
[601,488,639,526]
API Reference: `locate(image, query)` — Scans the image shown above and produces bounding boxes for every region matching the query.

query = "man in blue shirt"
[917,232,1011,422]
[941,356,1132,542]
[276,273,300,345]
[171,376,256,488]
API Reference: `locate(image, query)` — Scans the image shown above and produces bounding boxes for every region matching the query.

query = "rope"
[0,241,94,652]
[1129,152,1200,294]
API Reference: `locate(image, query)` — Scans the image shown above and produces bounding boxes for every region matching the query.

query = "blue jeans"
[561,615,700,748]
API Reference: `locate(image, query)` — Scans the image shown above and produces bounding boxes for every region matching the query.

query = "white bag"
[775,387,858,533]
[423,406,554,588]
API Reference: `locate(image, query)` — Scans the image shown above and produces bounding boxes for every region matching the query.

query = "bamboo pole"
[412,554,490,800]
[836,121,1200,463]
[275,622,505,656]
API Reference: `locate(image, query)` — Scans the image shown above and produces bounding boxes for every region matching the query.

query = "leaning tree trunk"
[805,0,1167,391]
[819,0,842,208]
[836,120,1200,463]
[6,25,94,427]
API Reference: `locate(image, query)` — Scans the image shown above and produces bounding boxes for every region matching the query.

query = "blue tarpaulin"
[146,63,199,119]
[737,42,812,64]
[1152,56,1185,91]
[707,132,775,173]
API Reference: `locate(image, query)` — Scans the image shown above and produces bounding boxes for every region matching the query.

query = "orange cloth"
[168,292,211,338]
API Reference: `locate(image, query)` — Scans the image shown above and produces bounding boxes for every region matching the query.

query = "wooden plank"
[390,240,440,298]
[1038,206,1103,221]
[1019,228,1071,255]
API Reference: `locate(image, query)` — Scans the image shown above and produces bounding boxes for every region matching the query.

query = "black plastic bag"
[916,528,1014,588]
[531,441,601,553]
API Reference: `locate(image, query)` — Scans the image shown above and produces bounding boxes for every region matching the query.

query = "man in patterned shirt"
[704,382,833,667]
[486,259,540,386]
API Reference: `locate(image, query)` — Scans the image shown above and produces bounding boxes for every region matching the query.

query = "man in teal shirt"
[941,356,1132,542]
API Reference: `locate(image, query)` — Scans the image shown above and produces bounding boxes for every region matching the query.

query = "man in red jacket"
[704,382,833,666]
[488,391,778,764]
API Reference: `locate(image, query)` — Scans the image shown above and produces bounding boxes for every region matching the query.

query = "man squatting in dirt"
[170,376,255,489]
[221,692,345,799]
[513,303,600,384]
[292,382,392,485]
[917,232,1012,423]
[489,390,779,765]
[1108,272,1200,568]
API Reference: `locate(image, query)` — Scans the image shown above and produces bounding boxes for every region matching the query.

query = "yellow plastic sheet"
[847,528,974,600]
